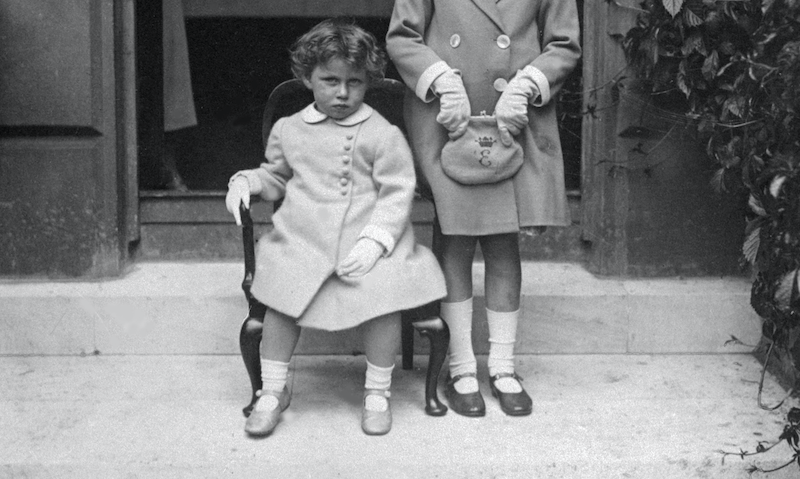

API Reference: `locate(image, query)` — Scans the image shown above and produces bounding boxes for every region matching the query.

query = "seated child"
[225,18,446,437]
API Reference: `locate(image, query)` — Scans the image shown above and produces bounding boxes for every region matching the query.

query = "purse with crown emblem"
[440,114,524,185]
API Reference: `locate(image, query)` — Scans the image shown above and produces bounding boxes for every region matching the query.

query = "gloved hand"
[336,238,385,278]
[432,69,471,140]
[494,70,539,146]
[225,175,251,226]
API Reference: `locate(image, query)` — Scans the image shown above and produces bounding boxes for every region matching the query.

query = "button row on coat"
[448,34,511,50]
[340,135,354,195]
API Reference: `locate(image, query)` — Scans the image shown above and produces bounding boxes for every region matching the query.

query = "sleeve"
[358,124,417,256]
[229,117,294,202]
[386,0,446,103]
[526,0,582,106]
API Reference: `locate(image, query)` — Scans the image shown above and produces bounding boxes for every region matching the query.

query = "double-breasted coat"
[232,103,446,331]
[386,0,582,235]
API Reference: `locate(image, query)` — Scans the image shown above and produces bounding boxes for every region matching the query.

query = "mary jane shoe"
[489,373,532,416]
[244,386,291,437]
[361,389,392,436]
[445,372,486,417]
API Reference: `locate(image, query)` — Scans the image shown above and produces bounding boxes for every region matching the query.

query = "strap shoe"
[489,373,532,416]
[445,372,486,417]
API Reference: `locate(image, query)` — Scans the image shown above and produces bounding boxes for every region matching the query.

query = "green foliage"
[621,0,800,339]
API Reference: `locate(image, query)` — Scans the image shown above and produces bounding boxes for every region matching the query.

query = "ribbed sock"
[487,308,522,394]
[255,358,289,411]
[364,360,394,412]
[442,297,478,394]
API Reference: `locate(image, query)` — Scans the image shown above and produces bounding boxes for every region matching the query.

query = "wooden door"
[0,0,135,277]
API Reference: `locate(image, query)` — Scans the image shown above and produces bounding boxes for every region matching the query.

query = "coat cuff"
[417,61,452,103]
[359,225,395,256]
[228,170,263,196]
[522,65,551,107]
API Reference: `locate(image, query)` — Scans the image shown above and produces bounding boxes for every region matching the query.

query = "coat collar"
[301,103,374,126]
[470,0,506,31]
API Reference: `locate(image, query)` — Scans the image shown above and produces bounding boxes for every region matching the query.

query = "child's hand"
[225,176,251,226]
[336,238,385,278]
[432,70,471,140]
[494,70,539,146]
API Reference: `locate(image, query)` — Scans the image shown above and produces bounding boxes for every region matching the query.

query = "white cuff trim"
[417,61,451,103]
[359,225,395,256]
[523,65,550,106]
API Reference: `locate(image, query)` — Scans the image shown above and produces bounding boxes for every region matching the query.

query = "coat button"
[342,156,351,164]
[339,177,349,186]
[341,168,350,176]
[344,144,351,151]
[346,134,354,140]
[496,34,511,49]
[493,78,508,92]
[449,34,461,48]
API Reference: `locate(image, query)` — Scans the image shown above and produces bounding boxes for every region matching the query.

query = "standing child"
[226,18,446,436]
[387,1,581,417]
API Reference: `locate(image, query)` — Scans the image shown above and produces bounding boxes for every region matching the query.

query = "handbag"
[440,114,524,185]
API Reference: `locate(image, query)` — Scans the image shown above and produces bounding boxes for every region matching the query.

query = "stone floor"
[3,353,799,478]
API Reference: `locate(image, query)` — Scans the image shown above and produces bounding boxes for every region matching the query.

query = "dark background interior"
[143,16,583,191]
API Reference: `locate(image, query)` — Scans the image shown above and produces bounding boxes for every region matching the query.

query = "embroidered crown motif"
[476,136,496,148]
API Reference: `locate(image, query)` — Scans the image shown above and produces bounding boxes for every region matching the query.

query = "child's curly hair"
[289,18,387,85]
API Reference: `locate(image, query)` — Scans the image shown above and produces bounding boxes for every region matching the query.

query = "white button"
[339,177,349,186]
[342,156,351,164]
[346,134,354,140]
[449,34,461,48]
[496,35,510,49]
[493,78,508,92]
[344,144,351,151]
[340,189,348,196]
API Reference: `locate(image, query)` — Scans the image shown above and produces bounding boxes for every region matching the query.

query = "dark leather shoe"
[445,373,486,417]
[490,373,532,416]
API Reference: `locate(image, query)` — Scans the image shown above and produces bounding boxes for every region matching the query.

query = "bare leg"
[361,312,401,367]
[479,233,521,312]
[440,234,478,302]
[260,308,301,362]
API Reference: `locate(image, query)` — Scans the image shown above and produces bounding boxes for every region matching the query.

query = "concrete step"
[0,261,761,356]
[136,192,588,262]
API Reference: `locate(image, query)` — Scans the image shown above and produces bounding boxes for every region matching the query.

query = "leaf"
[748,194,766,216]
[742,223,760,265]
[702,50,720,80]
[710,167,726,192]
[775,271,796,308]
[683,6,703,26]
[662,0,685,17]
[769,175,786,198]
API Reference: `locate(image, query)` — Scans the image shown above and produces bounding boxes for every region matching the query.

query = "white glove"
[432,69,471,140]
[336,238,385,278]
[225,176,251,226]
[494,70,539,146]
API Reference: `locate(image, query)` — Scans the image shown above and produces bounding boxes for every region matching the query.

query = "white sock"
[442,298,478,394]
[487,308,522,394]
[255,358,289,411]
[364,360,393,412]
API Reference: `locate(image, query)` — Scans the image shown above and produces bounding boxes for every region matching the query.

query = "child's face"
[302,58,368,120]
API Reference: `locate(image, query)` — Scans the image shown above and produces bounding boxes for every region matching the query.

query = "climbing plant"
[619,0,800,471]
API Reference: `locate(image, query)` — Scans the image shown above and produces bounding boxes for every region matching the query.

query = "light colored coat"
[237,103,446,331]
[386,0,581,235]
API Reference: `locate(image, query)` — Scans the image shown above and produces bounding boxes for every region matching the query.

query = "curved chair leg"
[413,317,450,416]
[240,303,267,417]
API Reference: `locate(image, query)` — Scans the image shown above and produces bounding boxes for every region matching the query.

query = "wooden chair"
[239,78,449,417]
